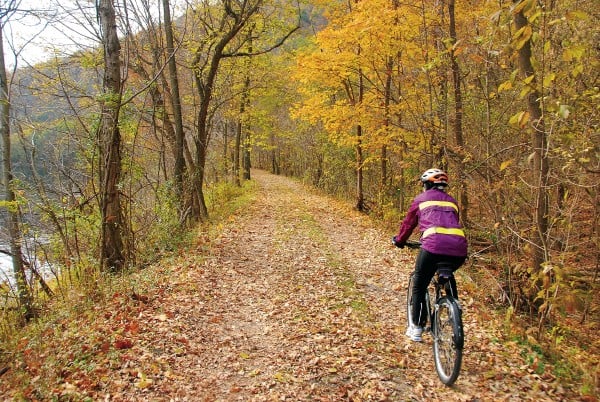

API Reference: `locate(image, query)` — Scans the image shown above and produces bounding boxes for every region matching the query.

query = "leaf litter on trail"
[0,171,585,401]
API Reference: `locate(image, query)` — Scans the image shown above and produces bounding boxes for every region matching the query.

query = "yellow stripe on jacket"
[422,226,465,238]
[418,200,459,212]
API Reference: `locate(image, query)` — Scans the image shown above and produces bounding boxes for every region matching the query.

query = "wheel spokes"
[435,303,459,377]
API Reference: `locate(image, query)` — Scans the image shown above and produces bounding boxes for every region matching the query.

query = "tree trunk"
[237,29,254,185]
[355,67,365,212]
[356,124,365,211]
[234,73,251,186]
[192,132,209,220]
[234,116,241,186]
[271,138,279,175]
[223,121,229,177]
[98,0,126,271]
[163,0,186,214]
[380,54,394,207]
[187,0,294,219]
[513,1,549,276]
[0,24,35,321]
[190,19,240,221]
[448,0,469,226]
[243,136,251,181]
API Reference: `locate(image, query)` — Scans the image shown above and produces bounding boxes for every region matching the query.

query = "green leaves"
[557,104,571,119]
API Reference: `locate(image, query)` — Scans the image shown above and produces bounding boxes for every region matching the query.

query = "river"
[0,248,54,287]
[0,253,12,283]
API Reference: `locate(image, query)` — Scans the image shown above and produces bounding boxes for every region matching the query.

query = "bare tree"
[0,1,35,321]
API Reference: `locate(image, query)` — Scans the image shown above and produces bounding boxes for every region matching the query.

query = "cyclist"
[392,168,467,341]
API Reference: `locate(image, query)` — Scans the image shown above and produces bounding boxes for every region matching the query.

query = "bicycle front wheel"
[432,297,463,386]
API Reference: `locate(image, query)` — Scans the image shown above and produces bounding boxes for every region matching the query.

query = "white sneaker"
[405,325,423,342]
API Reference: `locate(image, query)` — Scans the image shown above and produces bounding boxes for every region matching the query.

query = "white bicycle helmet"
[420,168,449,186]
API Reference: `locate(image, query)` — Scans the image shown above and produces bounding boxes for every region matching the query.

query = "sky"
[2,0,98,68]
[2,0,188,69]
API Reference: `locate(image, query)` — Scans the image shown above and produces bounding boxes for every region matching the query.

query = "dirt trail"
[145,170,414,400]
[5,170,576,401]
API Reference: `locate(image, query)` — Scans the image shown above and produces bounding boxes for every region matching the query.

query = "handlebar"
[405,240,422,249]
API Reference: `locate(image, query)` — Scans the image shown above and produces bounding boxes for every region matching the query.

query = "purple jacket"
[396,188,467,257]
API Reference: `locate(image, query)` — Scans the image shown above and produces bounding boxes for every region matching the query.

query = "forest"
[0,0,598,398]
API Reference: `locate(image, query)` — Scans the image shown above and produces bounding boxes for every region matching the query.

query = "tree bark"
[98,0,125,271]
[513,1,549,275]
[448,0,469,226]
[242,77,252,181]
[163,0,186,214]
[355,124,365,211]
[355,68,365,212]
[190,17,242,221]
[381,56,392,197]
[235,72,251,186]
[234,115,241,186]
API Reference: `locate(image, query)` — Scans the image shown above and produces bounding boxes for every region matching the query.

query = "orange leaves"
[22,347,41,375]
[16,336,29,351]
[122,319,139,335]
[130,292,149,303]
[114,337,133,350]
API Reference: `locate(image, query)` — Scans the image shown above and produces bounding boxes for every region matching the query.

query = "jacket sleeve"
[396,199,419,243]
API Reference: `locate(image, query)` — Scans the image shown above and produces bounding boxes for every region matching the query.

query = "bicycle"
[404,240,464,386]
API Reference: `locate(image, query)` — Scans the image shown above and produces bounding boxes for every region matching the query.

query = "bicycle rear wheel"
[432,296,463,385]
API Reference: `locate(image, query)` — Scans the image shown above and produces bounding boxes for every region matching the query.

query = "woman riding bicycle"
[392,169,468,342]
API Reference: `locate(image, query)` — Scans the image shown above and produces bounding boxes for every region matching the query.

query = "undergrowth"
[467,260,599,397]
[0,179,258,369]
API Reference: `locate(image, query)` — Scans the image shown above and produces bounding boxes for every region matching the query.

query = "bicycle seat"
[435,264,454,285]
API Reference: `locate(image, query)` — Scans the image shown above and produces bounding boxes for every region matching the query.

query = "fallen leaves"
[134,372,153,389]
[114,338,133,350]
[0,171,588,401]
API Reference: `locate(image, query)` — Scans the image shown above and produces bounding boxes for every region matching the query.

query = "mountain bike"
[404,240,464,386]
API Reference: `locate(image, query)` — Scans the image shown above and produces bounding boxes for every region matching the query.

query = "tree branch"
[222,25,300,58]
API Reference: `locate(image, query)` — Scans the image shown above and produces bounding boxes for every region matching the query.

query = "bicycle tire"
[432,296,463,386]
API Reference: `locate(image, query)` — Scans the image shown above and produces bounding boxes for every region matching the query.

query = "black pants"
[411,249,465,327]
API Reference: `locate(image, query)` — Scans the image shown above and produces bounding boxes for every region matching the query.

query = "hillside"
[0,170,589,401]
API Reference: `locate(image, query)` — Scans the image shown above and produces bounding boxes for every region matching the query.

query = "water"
[0,253,12,284]
[0,247,54,287]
